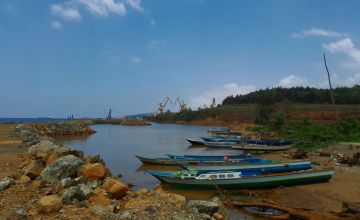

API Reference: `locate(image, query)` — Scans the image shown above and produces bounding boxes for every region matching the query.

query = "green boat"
[145,167,335,189]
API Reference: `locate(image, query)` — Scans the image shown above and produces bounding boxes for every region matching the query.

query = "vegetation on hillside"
[222,85,360,105]
[252,104,360,150]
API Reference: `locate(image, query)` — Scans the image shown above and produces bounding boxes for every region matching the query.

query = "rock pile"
[4,125,128,217]
[28,122,96,136]
[1,123,223,219]
[339,152,360,167]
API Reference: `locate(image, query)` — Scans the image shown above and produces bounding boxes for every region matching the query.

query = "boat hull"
[204,142,235,148]
[232,145,292,151]
[185,160,312,173]
[167,154,249,160]
[147,168,334,190]
[185,139,205,146]
[202,137,243,143]
[136,155,270,166]
[245,140,293,146]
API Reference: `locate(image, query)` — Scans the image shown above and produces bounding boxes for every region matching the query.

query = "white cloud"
[125,0,143,12]
[50,4,82,21]
[344,73,360,86]
[50,0,129,22]
[318,73,342,88]
[323,38,360,70]
[292,28,347,38]
[75,0,127,17]
[51,21,63,29]
[278,75,310,88]
[130,56,141,63]
[150,19,156,26]
[189,83,256,109]
[318,73,360,88]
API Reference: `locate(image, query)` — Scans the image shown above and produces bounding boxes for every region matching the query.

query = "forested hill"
[222,85,360,105]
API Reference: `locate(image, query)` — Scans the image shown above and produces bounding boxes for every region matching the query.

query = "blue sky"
[1,0,360,117]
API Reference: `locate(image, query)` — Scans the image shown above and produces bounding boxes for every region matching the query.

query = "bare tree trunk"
[323,53,338,121]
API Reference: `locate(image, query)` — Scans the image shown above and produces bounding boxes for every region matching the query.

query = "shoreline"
[0,122,225,219]
[1,121,360,219]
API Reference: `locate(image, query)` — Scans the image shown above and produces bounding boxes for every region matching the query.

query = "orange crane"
[158,97,172,114]
[175,97,188,112]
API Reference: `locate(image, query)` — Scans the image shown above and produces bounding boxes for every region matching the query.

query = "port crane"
[158,97,172,114]
[175,97,188,112]
[107,108,112,119]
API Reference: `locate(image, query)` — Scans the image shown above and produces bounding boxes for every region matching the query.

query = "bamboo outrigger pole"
[323,53,338,120]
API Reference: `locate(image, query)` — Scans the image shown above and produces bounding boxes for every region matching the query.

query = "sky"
[1,0,360,118]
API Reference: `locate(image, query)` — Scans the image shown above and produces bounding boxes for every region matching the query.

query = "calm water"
[56,123,259,219]
[55,123,242,197]
[0,118,65,123]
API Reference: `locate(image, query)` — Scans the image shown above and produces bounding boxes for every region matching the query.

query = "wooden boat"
[185,138,205,146]
[243,206,290,219]
[145,167,335,189]
[183,160,312,173]
[135,155,271,166]
[204,141,235,148]
[245,140,293,146]
[201,137,244,143]
[167,153,250,160]
[232,144,293,151]
[208,128,242,136]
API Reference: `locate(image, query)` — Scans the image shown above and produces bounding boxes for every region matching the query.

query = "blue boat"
[202,137,244,142]
[246,140,293,146]
[204,141,234,148]
[183,160,312,173]
[167,153,252,160]
[136,155,271,165]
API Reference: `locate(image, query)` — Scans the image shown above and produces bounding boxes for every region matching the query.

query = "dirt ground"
[259,144,360,215]
[0,124,23,179]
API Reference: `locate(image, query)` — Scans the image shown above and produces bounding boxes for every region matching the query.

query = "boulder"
[86,180,102,190]
[90,205,114,215]
[343,202,360,214]
[0,176,14,191]
[77,163,108,181]
[60,177,72,189]
[102,178,128,199]
[62,184,93,204]
[15,175,31,184]
[38,195,62,213]
[89,194,112,205]
[22,159,45,179]
[85,154,104,164]
[200,213,211,220]
[291,149,307,159]
[40,155,84,183]
[213,212,223,220]
[45,147,84,165]
[28,140,58,160]
[73,176,87,185]
[186,200,219,216]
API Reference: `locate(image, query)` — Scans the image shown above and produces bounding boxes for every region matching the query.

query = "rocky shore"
[83,118,151,126]
[0,123,225,220]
